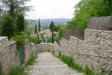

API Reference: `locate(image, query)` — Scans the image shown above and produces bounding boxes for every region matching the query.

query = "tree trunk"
[52,31,54,43]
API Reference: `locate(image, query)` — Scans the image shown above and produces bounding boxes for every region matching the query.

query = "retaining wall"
[0,37,19,73]
[24,43,53,63]
[0,37,53,73]
[53,29,112,71]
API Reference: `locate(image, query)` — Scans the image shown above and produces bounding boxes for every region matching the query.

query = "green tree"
[104,0,112,15]
[35,24,37,33]
[49,21,55,43]
[16,12,25,33]
[1,14,15,38]
[38,19,41,32]
[1,0,30,17]
[0,0,31,36]
[70,0,112,30]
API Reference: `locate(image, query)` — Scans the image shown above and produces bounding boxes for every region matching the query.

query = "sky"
[26,0,80,19]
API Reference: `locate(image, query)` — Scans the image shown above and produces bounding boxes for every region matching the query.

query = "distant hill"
[26,18,71,30]
[39,18,71,26]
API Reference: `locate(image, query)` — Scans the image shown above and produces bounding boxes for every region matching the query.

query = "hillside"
[27,18,71,30]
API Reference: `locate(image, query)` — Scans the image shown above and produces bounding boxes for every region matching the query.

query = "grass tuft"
[8,67,27,75]
[24,56,37,67]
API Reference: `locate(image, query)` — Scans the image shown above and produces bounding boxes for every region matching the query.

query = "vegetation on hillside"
[70,0,112,30]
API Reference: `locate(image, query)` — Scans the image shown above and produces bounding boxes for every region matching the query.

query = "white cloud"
[25,0,80,19]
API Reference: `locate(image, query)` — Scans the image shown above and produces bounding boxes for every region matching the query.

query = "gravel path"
[25,52,84,75]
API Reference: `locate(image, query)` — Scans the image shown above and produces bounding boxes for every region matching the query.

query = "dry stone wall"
[62,27,84,40]
[53,29,112,71]
[24,43,53,63]
[0,37,54,73]
[1,28,112,73]
[0,37,19,73]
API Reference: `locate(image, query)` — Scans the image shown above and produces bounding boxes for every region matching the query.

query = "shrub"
[10,30,39,50]
[10,35,27,50]
[28,37,39,44]
[47,37,52,43]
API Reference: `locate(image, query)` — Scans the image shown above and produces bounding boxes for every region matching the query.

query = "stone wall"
[1,28,112,72]
[0,37,54,73]
[24,43,53,63]
[53,29,112,71]
[88,16,112,30]
[62,27,84,40]
[0,37,19,73]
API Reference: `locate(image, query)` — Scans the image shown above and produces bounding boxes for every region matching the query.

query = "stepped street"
[25,52,84,75]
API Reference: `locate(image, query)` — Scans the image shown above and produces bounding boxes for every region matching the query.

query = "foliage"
[1,14,15,38]
[0,62,3,75]
[28,37,39,44]
[53,25,60,32]
[57,55,83,72]
[0,0,30,37]
[57,25,71,40]
[49,21,55,43]
[59,52,61,56]
[7,56,36,75]
[16,12,25,33]
[49,21,55,32]
[70,0,112,30]
[10,35,27,49]
[38,19,41,32]
[1,0,30,17]
[104,0,112,16]
[47,37,52,43]
[35,24,37,33]
[57,55,111,75]
[25,56,36,67]
[0,19,2,35]
[8,67,27,75]
[10,30,39,50]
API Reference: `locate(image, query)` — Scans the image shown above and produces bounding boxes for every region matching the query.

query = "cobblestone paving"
[25,52,84,75]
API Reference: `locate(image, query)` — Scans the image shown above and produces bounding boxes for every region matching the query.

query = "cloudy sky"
[26,0,80,19]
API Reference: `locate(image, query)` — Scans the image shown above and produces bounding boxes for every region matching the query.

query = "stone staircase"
[25,52,84,75]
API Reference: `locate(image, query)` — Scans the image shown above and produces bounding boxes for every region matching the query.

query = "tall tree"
[1,0,30,17]
[38,19,41,32]
[16,12,25,33]
[0,0,31,37]
[35,24,37,33]
[104,0,112,15]
[49,21,55,43]
[1,14,15,38]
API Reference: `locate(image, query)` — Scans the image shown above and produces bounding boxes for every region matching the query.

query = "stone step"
[25,52,84,75]
[26,70,83,75]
